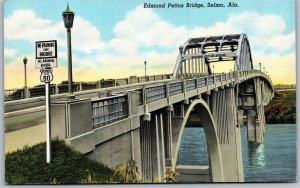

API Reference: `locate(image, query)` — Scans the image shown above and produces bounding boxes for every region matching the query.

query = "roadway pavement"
[5,123,46,153]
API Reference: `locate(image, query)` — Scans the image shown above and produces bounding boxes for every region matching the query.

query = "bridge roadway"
[4,70,271,131]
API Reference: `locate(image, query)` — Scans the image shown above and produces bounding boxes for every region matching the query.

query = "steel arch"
[172,33,254,78]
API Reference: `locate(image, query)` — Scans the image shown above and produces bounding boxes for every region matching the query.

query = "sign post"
[36,40,57,163]
[40,68,54,163]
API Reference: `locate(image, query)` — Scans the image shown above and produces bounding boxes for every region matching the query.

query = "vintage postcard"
[3,0,296,184]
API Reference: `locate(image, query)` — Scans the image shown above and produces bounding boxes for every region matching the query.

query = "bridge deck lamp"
[259,62,261,71]
[23,57,28,88]
[62,3,75,98]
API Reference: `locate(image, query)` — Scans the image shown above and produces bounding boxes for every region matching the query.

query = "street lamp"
[263,67,265,74]
[62,3,75,98]
[259,62,261,71]
[23,57,27,87]
[144,60,147,77]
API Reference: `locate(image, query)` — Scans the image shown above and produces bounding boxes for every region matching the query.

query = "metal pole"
[67,28,73,95]
[259,62,261,71]
[46,82,51,163]
[24,63,27,87]
[144,61,147,77]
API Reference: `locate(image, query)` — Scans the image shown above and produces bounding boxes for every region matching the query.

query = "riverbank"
[5,139,114,184]
[265,90,296,124]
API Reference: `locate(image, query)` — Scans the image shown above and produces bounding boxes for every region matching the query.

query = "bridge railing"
[91,94,128,128]
[139,72,237,105]
[169,81,184,96]
[186,78,197,91]
[89,70,270,128]
[207,75,214,85]
[5,88,25,101]
[145,84,167,103]
[4,73,172,102]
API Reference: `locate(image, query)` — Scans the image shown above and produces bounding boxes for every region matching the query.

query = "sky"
[3,0,296,89]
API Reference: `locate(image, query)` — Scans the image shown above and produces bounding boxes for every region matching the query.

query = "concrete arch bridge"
[7,34,274,182]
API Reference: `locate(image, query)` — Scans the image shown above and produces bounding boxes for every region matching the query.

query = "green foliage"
[270,90,296,106]
[50,178,60,184]
[5,139,114,184]
[265,90,296,124]
[164,166,179,183]
[265,103,296,124]
[111,160,141,183]
[79,170,101,184]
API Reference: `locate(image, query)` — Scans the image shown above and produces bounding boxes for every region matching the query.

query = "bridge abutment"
[50,92,143,178]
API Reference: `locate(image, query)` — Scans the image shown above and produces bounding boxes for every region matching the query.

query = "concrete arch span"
[172,99,224,182]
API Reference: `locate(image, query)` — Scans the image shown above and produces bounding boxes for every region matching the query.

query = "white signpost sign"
[35,40,57,68]
[36,40,57,163]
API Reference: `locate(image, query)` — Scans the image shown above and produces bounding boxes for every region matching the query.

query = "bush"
[265,103,296,124]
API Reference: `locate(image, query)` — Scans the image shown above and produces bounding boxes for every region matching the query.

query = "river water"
[178,124,297,182]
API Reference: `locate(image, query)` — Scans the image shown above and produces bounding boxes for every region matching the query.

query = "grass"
[5,139,114,184]
[269,90,296,106]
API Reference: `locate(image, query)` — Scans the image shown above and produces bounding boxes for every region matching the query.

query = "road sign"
[35,40,57,69]
[40,68,54,83]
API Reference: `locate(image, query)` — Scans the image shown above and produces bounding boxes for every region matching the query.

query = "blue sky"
[4,0,296,88]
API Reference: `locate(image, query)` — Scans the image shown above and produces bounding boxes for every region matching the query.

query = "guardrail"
[4,73,172,102]
[88,70,272,129]
[91,94,128,128]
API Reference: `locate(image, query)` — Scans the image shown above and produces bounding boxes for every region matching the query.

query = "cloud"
[4,48,17,58]
[4,9,104,53]
[110,6,187,54]
[190,11,295,53]
[4,7,295,88]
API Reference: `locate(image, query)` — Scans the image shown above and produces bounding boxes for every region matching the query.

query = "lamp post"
[144,60,147,77]
[259,62,261,71]
[23,57,28,98]
[23,57,27,87]
[62,4,75,98]
[263,67,265,74]
[213,65,215,74]
[179,45,183,77]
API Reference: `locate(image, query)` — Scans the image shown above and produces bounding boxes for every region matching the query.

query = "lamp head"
[62,3,75,29]
[23,57,27,65]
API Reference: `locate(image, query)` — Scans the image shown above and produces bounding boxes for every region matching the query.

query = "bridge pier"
[209,85,244,182]
[165,105,174,166]
[140,110,172,182]
[245,78,267,143]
